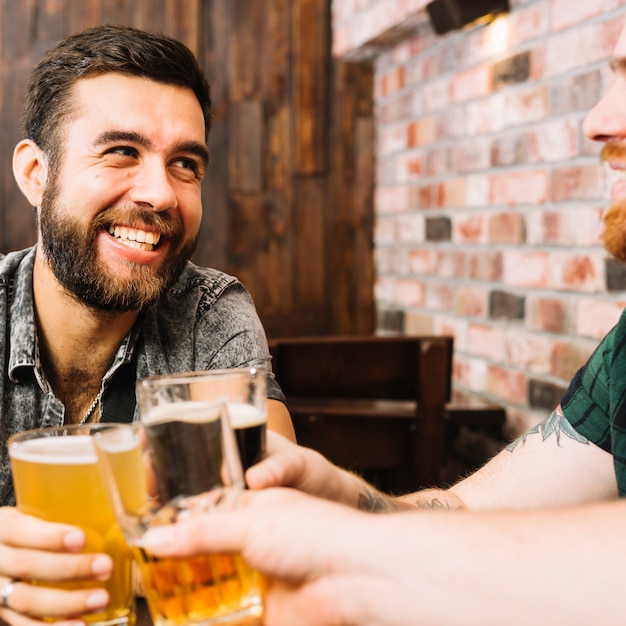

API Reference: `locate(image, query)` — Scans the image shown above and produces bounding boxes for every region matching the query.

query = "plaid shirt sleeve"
[561,308,626,494]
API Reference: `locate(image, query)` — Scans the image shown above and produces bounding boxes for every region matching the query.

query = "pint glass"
[137,368,267,472]
[8,424,135,626]
[94,389,263,626]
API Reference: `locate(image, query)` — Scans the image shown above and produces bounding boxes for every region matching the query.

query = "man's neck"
[32,254,140,422]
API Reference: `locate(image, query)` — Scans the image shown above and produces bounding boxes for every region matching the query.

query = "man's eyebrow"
[94,130,150,147]
[177,141,210,169]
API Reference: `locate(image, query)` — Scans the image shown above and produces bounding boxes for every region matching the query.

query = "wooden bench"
[270,334,453,492]
[269,335,506,493]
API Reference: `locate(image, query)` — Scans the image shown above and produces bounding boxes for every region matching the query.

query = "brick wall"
[332,0,626,437]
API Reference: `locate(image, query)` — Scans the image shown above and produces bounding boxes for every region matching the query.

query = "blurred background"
[1,0,625,437]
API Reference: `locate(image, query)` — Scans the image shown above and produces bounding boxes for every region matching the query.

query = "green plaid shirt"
[561,307,626,495]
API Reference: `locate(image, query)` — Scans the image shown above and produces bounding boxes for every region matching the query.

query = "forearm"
[346,498,626,626]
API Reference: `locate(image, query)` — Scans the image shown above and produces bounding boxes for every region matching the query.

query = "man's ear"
[12,139,48,206]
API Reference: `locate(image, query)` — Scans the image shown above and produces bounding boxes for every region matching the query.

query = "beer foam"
[9,435,96,464]
[144,400,223,425]
[227,402,267,428]
[93,427,140,454]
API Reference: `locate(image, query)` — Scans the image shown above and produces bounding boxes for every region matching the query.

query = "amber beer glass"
[94,378,264,626]
[8,424,135,626]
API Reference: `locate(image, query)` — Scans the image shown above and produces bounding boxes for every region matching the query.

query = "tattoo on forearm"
[506,405,589,452]
[357,488,398,513]
[412,497,462,510]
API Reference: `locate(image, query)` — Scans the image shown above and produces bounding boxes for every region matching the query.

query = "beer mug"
[94,385,263,626]
[8,424,135,626]
[138,368,267,472]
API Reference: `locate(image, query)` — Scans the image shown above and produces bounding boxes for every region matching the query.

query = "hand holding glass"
[94,381,263,626]
[8,424,135,626]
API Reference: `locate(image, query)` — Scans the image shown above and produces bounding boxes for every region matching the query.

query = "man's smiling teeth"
[108,225,161,250]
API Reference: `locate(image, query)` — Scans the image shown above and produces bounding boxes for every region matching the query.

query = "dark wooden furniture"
[270,335,454,493]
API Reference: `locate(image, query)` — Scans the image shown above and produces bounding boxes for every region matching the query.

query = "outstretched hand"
[244,432,385,509]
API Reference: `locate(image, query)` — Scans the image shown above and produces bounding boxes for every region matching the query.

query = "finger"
[0,508,85,552]
[142,507,251,557]
[0,545,112,582]
[245,437,312,490]
[0,577,109,619]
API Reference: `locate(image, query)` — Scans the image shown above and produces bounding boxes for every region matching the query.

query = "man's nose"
[583,82,626,143]
[129,161,178,211]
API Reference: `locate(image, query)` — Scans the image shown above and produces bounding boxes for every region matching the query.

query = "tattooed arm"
[448,406,617,509]
[248,407,617,512]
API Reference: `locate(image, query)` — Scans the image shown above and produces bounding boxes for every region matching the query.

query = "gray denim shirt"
[0,246,285,505]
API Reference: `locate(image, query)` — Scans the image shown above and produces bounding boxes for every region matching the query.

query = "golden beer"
[9,430,135,626]
[95,416,263,626]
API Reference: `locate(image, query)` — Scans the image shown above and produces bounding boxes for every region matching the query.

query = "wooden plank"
[228,0,265,101]
[294,176,326,307]
[228,101,263,192]
[293,0,328,174]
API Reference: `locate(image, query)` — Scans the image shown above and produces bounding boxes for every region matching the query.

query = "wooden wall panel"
[0,0,374,338]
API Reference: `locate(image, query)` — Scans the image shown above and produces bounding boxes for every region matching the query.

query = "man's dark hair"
[22,24,212,158]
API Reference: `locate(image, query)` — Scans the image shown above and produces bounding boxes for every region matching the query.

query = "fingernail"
[143,527,172,552]
[91,555,113,578]
[85,588,109,610]
[63,529,85,550]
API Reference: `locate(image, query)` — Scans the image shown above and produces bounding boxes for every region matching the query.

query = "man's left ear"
[12,139,48,207]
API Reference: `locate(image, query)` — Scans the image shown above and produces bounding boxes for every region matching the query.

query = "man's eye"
[173,158,200,176]
[107,146,137,157]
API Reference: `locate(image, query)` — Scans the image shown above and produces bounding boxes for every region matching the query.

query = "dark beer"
[227,403,267,471]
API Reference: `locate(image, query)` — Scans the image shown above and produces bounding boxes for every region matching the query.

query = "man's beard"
[39,179,198,312]
[602,200,626,262]
[600,143,626,263]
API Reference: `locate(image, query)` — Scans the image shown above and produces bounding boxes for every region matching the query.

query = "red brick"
[487,365,527,405]
[469,250,503,281]
[455,214,485,243]
[551,0,602,31]
[455,287,487,317]
[547,252,604,292]
[489,171,549,206]
[425,283,454,311]
[526,209,574,245]
[504,331,551,374]
[527,297,573,334]
[530,118,578,162]
[488,212,526,244]
[504,85,548,126]
[550,341,595,380]
[575,299,626,339]
[408,248,434,274]
[395,278,424,306]
[451,65,492,103]
[503,251,548,287]
[468,323,504,361]
[552,165,604,202]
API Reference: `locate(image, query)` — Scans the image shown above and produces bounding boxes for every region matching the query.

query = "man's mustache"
[600,143,626,162]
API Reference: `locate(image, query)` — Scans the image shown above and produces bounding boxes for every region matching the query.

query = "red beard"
[600,143,626,262]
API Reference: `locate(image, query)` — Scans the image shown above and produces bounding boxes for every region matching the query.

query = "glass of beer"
[94,388,264,626]
[138,368,267,472]
[7,424,135,626]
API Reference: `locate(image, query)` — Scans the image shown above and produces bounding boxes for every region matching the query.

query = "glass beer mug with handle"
[94,373,264,626]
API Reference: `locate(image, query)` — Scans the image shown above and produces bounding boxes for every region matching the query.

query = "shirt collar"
[7,247,38,383]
